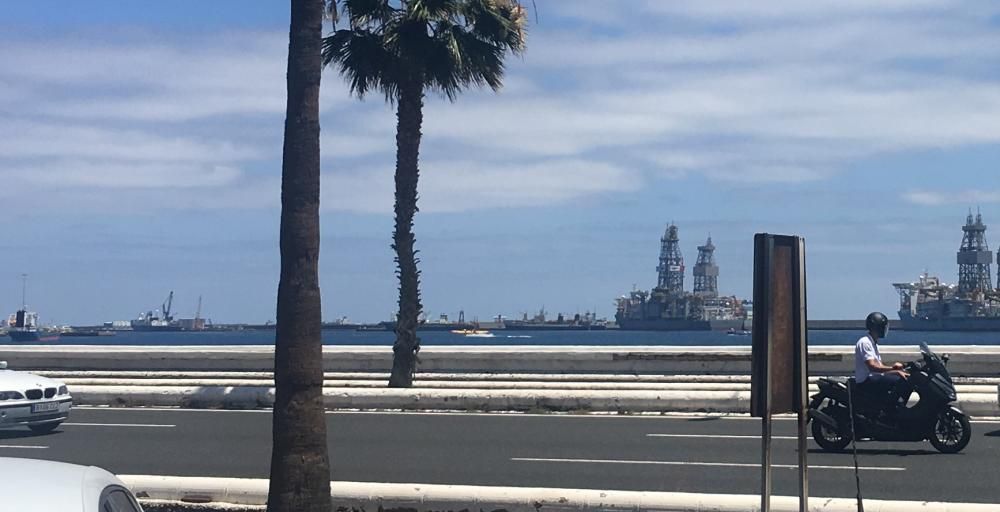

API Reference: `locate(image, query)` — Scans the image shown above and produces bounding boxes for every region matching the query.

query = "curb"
[122,476,1000,512]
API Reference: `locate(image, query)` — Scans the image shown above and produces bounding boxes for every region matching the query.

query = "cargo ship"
[615,225,750,331]
[7,309,59,342]
[893,212,1000,331]
[499,308,608,331]
[362,311,478,332]
[131,292,207,331]
[6,275,59,342]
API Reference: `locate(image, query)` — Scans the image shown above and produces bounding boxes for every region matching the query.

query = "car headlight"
[0,391,24,400]
[58,385,68,396]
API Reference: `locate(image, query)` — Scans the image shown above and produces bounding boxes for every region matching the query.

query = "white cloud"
[3,161,243,189]
[0,32,350,122]
[704,166,829,184]
[322,159,639,214]
[637,0,956,22]
[902,190,1000,206]
[0,121,262,162]
[321,133,393,160]
[3,2,1000,214]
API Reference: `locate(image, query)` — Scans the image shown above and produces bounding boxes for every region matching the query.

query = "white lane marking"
[63,423,175,428]
[647,434,798,440]
[74,406,271,414]
[512,457,905,472]
[0,445,48,449]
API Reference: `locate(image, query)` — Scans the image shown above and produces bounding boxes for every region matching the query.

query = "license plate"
[31,402,59,413]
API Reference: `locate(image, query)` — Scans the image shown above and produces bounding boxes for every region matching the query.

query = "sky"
[1,1,1000,325]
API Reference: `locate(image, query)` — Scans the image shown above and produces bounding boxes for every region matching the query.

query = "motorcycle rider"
[855,312,912,414]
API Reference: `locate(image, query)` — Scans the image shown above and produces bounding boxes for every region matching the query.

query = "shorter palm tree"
[324,0,527,387]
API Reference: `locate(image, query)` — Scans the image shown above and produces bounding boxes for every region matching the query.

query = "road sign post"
[751,234,809,512]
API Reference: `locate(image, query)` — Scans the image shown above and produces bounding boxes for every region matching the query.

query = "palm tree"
[323,0,527,387]
[267,1,331,511]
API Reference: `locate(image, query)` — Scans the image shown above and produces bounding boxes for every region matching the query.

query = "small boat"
[450,329,492,336]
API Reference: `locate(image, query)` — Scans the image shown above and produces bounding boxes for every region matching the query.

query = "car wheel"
[28,421,62,434]
[929,409,971,454]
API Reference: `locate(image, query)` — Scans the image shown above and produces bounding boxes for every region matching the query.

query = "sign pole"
[751,234,809,512]
[759,235,774,512]
[796,238,809,512]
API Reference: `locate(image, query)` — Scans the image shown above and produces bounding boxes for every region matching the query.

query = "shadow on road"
[808,448,938,456]
[984,429,1000,437]
[685,416,722,422]
[0,429,61,440]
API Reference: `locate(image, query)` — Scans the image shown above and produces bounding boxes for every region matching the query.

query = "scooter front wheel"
[811,417,851,452]
[929,409,971,454]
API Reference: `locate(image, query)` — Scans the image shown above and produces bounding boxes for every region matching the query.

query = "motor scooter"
[808,341,971,454]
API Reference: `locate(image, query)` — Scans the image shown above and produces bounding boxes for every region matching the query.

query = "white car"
[0,458,143,512]
[0,361,72,433]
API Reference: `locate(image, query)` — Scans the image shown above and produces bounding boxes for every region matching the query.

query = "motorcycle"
[808,341,971,454]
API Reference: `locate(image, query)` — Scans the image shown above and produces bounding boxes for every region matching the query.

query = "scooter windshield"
[920,341,932,357]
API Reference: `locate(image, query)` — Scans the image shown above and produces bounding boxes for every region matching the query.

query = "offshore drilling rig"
[893,211,1000,330]
[615,224,749,331]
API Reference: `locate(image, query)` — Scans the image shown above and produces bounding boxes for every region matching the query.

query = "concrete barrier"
[5,345,1000,376]
[51,377,999,395]
[35,370,1000,385]
[67,384,999,416]
[122,476,1000,511]
[5,345,996,415]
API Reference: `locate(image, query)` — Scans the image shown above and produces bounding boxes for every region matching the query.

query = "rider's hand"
[893,370,910,379]
[892,362,904,370]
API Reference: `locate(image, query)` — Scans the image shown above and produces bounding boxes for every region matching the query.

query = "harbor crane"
[162,291,174,322]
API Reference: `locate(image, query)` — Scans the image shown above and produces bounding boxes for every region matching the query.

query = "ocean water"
[5,329,1000,346]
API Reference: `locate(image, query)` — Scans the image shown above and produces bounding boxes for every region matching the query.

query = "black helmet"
[866,311,889,338]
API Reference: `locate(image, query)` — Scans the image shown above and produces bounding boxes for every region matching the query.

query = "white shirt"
[855,334,882,383]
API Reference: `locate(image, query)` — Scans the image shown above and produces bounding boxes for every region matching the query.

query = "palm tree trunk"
[388,81,424,388]
[267,1,331,511]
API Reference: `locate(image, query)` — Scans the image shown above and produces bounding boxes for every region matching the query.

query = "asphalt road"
[1,407,999,503]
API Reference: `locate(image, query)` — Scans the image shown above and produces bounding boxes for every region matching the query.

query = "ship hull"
[7,330,59,342]
[362,322,480,332]
[503,324,607,331]
[616,318,744,331]
[130,326,189,332]
[899,313,1000,331]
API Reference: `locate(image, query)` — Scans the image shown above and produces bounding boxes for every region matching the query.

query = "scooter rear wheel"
[929,409,971,454]
[811,417,851,452]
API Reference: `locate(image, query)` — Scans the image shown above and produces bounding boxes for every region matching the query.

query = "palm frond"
[324,0,526,102]
[322,29,399,100]
[424,24,465,100]
[342,0,395,27]
[460,0,526,53]
[448,24,505,91]
[408,0,461,22]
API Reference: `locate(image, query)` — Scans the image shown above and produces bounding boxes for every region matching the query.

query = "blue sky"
[2,1,1000,325]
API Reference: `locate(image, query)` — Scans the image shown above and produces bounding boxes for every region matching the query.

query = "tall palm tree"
[267,1,331,511]
[323,0,527,387]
